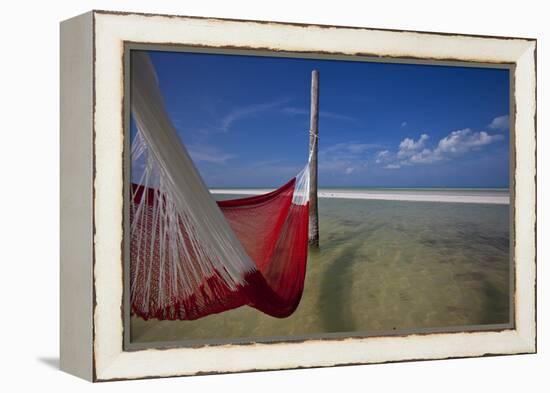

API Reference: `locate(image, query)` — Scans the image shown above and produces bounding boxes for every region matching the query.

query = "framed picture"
[60,10,536,381]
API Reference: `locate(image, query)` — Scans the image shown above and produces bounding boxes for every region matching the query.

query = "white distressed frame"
[62,10,536,381]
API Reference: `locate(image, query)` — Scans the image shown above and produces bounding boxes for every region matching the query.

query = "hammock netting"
[130,52,311,321]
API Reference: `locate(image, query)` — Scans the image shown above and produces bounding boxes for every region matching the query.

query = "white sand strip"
[210,189,510,205]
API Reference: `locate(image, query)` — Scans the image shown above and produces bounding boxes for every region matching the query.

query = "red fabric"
[130,179,309,320]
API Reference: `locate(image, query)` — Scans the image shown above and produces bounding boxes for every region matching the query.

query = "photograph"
[2,0,541,387]
[128,48,512,345]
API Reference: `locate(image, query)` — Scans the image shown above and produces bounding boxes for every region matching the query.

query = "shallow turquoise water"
[131,197,510,343]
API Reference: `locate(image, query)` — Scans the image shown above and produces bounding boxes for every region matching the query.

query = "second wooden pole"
[309,70,319,247]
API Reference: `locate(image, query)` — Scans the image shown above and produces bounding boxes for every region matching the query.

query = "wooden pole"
[309,70,319,247]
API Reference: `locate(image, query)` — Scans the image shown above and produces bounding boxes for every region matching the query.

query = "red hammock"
[130,179,309,321]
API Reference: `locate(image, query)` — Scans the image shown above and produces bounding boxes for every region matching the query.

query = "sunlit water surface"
[131,195,510,343]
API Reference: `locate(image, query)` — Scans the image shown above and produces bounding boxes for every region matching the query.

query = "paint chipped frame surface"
[75,10,535,381]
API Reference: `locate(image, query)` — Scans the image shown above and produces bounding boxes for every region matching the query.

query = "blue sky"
[133,49,510,188]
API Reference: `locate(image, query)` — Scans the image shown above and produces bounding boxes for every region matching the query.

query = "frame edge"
[60,11,95,382]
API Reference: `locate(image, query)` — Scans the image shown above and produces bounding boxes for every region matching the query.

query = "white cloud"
[408,148,442,164]
[375,150,390,164]
[488,115,510,131]
[281,107,308,116]
[187,144,236,164]
[319,141,377,175]
[219,98,290,132]
[397,133,429,158]
[282,107,357,122]
[401,121,408,128]
[377,128,504,169]
[435,128,503,156]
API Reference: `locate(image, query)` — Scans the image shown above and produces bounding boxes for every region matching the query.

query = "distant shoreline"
[210,188,510,205]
